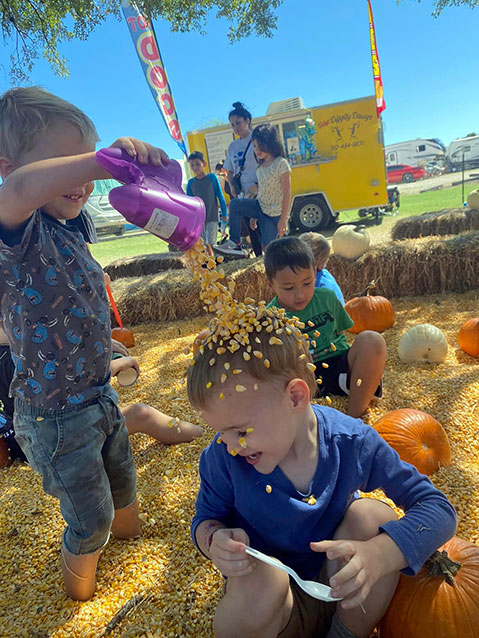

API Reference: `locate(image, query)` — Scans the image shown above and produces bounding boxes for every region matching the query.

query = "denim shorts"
[201,220,218,246]
[14,384,137,555]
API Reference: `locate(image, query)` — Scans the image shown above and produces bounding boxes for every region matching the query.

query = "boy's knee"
[354,331,386,358]
[335,499,397,542]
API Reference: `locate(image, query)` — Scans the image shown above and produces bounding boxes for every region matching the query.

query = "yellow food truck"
[187,95,388,231]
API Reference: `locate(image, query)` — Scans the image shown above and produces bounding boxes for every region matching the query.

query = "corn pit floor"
[1,290,478,637]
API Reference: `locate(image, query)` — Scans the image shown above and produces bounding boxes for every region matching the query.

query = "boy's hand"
[111,339,129,357]
[311,539,382,609]
[250,218,258,231]
[210,528,253,578]
[110,137,169,166]
[110,355,140,378]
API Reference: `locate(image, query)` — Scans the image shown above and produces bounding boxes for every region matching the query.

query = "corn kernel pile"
[0,237,478,635]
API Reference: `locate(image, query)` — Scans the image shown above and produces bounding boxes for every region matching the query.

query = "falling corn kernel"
[316,378,323,384]
[243,352,251,361]
[217,436,222,444]
[239,437,247,448]
[216,255,224,263]
[307,320,314,327]
[253,383,258,391]
[209,357,216,366]
[269,337,283,346]
[265,485,272,494]
[330,342,337,352]
[299,353,306,360]
[221,373,227,383]
[233,369,242,375]
[310,340,316,348]
[206,381,213,389]
[235,384,247,392]
[306,362,316,372]
[167,418,176,428]
[246,427,255,433]
[322,362,329,369]
[244,297,255,304]
[356,378,362,387]
[264,359,270,368]
[217,347,226,355]
[307,496,317,506]
[219,392,225,400]
[253,351,263,359]
[314,330,321,338]
[36,416,44,422]
[229,448,239,456]
[224,362,230,370]
[325,396,332,405]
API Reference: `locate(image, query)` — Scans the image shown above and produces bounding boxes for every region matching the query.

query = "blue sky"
[0,0,477,159]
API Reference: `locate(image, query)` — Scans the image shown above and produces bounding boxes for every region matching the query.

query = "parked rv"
[187,95,388,231]
[385,138,446,168]
[447,136,479,172]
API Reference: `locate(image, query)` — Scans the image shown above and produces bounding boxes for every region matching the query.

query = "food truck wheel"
[291,196,331,231]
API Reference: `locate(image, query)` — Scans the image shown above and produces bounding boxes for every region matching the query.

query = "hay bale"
[104,252,185,280]
[391,208,479,240]
[328,231,479,300]
[111,258,268,325]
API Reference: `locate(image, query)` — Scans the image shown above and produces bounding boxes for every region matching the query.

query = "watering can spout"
[95,147,205,252]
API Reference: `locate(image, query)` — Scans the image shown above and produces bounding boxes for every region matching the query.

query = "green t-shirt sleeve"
[332,295,354,332]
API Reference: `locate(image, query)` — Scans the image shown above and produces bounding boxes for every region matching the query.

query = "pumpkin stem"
[424,549,462,586]
[359,279,378,297]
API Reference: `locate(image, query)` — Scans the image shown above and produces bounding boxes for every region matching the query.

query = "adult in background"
[223,102,262,256]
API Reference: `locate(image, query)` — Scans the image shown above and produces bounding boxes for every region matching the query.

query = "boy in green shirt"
[266,237,386,417]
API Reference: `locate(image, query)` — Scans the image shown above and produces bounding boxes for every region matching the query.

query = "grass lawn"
[90,182,479,268]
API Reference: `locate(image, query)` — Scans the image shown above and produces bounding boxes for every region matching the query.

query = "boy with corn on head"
[0,86,168,600]
[187,309,456,638]
[265,237,386,418]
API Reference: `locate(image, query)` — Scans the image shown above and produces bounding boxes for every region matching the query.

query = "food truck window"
[281,118,318,166]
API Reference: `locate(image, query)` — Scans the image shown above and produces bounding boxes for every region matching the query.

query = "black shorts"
[0,344,27,461]
[315,352,382,399]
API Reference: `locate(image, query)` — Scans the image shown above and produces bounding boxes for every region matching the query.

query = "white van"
[385,138,446,167]
[447,136,479,172]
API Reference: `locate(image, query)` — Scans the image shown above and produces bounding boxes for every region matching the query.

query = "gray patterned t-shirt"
[0,210,111,410]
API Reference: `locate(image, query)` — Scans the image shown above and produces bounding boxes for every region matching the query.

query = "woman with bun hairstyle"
[217,122,291,257]
[222,102,262,256]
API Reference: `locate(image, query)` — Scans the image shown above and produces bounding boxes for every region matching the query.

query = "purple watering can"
[95,147,205,252]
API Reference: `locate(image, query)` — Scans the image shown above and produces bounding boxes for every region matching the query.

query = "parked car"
[83,194,125,237]
[386,164,427,184]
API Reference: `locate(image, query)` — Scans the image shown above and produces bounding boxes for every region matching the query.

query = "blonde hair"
[187,315,317,409]
[0,86,98,163]
[299,232,331,268]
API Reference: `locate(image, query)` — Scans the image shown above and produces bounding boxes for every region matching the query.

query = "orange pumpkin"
[192,329,209,355]
[0,437,12,469]
[380,537,479,638]
[458,317,479,357]
[111,326,135,349]
[345,281,394,334]
[373,408,451,475]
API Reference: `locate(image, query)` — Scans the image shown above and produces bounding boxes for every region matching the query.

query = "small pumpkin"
[398,324,447,363]
[332,224,370,260]
[458,317,479,357]
[467,188,479,209]
[379,537,479,638]
[373,408,451,475]
[0,437,12,469]
[345,280,395,334]
[192,329,209,355]
[111,326,135,349]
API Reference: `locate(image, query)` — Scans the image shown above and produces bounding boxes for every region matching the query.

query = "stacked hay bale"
[391,207,479,240]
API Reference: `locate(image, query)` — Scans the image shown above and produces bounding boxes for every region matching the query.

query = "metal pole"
[462,147,465,205]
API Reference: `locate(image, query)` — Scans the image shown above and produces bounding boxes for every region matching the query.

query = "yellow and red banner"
[367,0,386,117]
[122,1,187,155]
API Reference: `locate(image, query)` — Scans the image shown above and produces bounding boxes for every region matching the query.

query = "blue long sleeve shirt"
[192,404,456,579]
[315,269,345,306]
[187,173,227,222]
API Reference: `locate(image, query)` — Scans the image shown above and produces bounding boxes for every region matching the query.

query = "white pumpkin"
[332,225,371,260]
[467,189,479,209]
[398,324,448,363]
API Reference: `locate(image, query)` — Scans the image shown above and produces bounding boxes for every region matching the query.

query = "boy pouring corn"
[187,302,456,638]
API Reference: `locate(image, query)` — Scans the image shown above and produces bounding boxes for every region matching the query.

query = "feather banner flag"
[367,0,386,116]
[121,1,187,155]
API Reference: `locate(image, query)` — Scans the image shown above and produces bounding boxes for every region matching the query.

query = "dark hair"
[228,101,252,123]
[188,151,205,162]
[252,123,286,160]
[215,162,224,171]
[264,237,315,280]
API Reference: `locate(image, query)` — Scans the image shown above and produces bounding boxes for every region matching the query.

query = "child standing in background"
[299,232,345,305]
[217,123,292,256]
[187,151,227,256]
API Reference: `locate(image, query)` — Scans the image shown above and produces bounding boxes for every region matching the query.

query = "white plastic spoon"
[245,545,340,603]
